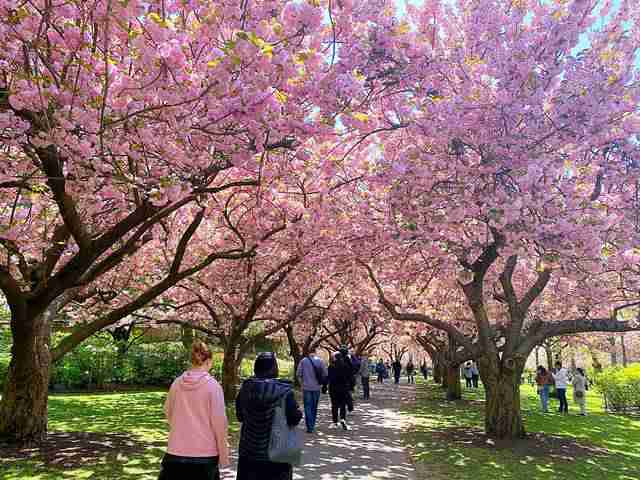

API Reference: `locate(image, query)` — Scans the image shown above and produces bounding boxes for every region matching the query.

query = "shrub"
[595,363,640,412]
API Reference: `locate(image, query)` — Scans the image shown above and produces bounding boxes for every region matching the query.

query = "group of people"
[374,358,428,384]
[296,345,372,433]
[462,361,480,388]
[159,340,377,480]
[535,361,589,415]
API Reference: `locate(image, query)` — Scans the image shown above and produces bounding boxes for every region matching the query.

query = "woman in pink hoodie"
[159,340,230,480]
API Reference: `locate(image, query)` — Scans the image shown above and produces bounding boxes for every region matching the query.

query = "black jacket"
[328,355,355,393]
[235,378,302,461]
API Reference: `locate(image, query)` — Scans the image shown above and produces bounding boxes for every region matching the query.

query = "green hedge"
[49,334,189,389]
[0,329,295,392]
[596,364,640,412]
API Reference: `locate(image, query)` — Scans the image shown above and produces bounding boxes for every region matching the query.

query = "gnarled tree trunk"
[0,311,51,444]
[479,356,526,439]
[445,363,462,400]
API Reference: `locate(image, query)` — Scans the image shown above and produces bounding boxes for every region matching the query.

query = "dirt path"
[221,381,417,480]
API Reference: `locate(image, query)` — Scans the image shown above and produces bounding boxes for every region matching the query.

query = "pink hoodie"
[164,369,230,465]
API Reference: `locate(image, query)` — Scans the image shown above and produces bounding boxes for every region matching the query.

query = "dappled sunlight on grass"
[403,382,640,480]
[0,390,239,480]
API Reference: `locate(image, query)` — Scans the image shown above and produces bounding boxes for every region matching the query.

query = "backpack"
[268,392,303,465]
[306,356,327,386]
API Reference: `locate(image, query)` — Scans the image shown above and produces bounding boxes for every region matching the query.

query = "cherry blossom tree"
[0,0,360,442]
[349,0,640,439]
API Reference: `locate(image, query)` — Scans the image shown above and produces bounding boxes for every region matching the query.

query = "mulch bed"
[429,426,610,461]
[0,431,164,469]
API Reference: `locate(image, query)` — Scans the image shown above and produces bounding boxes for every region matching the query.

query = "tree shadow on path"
[222,381,417,480]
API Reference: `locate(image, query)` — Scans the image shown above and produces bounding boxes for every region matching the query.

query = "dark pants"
[394,373,400,384]
[465,377,472,388]
[303,390,321,432]
[330,391,347,423]
[557,388,568,413]
[377,373,384,383]
[158,454,219,480]
[472,375,479,388]
[407,374,415,384]
[362,376,370,399]
[236,457,292,480]
[346,390,354,412]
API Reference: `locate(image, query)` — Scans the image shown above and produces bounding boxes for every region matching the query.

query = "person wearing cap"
[235,352,303,480]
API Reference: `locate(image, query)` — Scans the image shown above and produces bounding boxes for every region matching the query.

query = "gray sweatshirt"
[296,355,327,392]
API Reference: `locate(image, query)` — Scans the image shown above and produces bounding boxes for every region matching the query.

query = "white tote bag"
[268,393,303,466]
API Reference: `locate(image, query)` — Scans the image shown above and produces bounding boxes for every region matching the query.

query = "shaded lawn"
[0,391,240,480]
[404,382,640,480]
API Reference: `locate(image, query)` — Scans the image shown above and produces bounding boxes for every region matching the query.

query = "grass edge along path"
[402,382,640,480]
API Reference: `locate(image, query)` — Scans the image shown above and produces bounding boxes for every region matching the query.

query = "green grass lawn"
[0,391,240,480]
[404,381,640,480]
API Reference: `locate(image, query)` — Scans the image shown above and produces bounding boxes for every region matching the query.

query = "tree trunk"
[545,346,553,370]
[433,358,443,384]
[609,336,618,366]
[0,311,51,444]
[479,356,526,439]
[621,335,628,368]
[181,325,194,352]
[285,325,302,387]
[221,349,242,402]
[445,364,462,400]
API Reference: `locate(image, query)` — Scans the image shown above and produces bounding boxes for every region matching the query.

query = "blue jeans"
[557,388,568,413]
[303,390,321,432]
[539,384,550,412]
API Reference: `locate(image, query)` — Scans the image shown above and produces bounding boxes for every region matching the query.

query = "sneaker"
[306,429,314,433]
[340,420,350,431]
[331,422,339,429]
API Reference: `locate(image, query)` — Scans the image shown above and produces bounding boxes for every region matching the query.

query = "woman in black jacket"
[328,351,354,431]
[235,352,303,480]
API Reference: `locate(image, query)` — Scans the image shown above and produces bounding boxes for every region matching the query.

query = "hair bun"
[191,340,212,366]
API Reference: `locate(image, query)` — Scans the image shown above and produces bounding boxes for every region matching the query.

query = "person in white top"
[552,361,570,414]
[572,368,588,416]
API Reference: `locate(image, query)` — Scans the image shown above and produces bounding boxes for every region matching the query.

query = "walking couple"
[297,346,368,433]
[160,342,303,480]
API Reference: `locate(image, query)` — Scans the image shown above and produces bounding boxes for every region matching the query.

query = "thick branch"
[360,260,474,352]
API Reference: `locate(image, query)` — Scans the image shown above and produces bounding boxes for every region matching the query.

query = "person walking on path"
[470,362,480,388]
[392,359,402,385]
[406,360,415,384]
[328,351,355,430]
[376,359,386,384]
[296,348,328,434]
[339,345,358,413]
[552,361,570,414]
[572,368,588,416]
[463,362,473,388]
[359,355,371,400]
[160,340,229,480]
[535,365,552,413]
[235,352,303,480]
[420,361,428,381]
